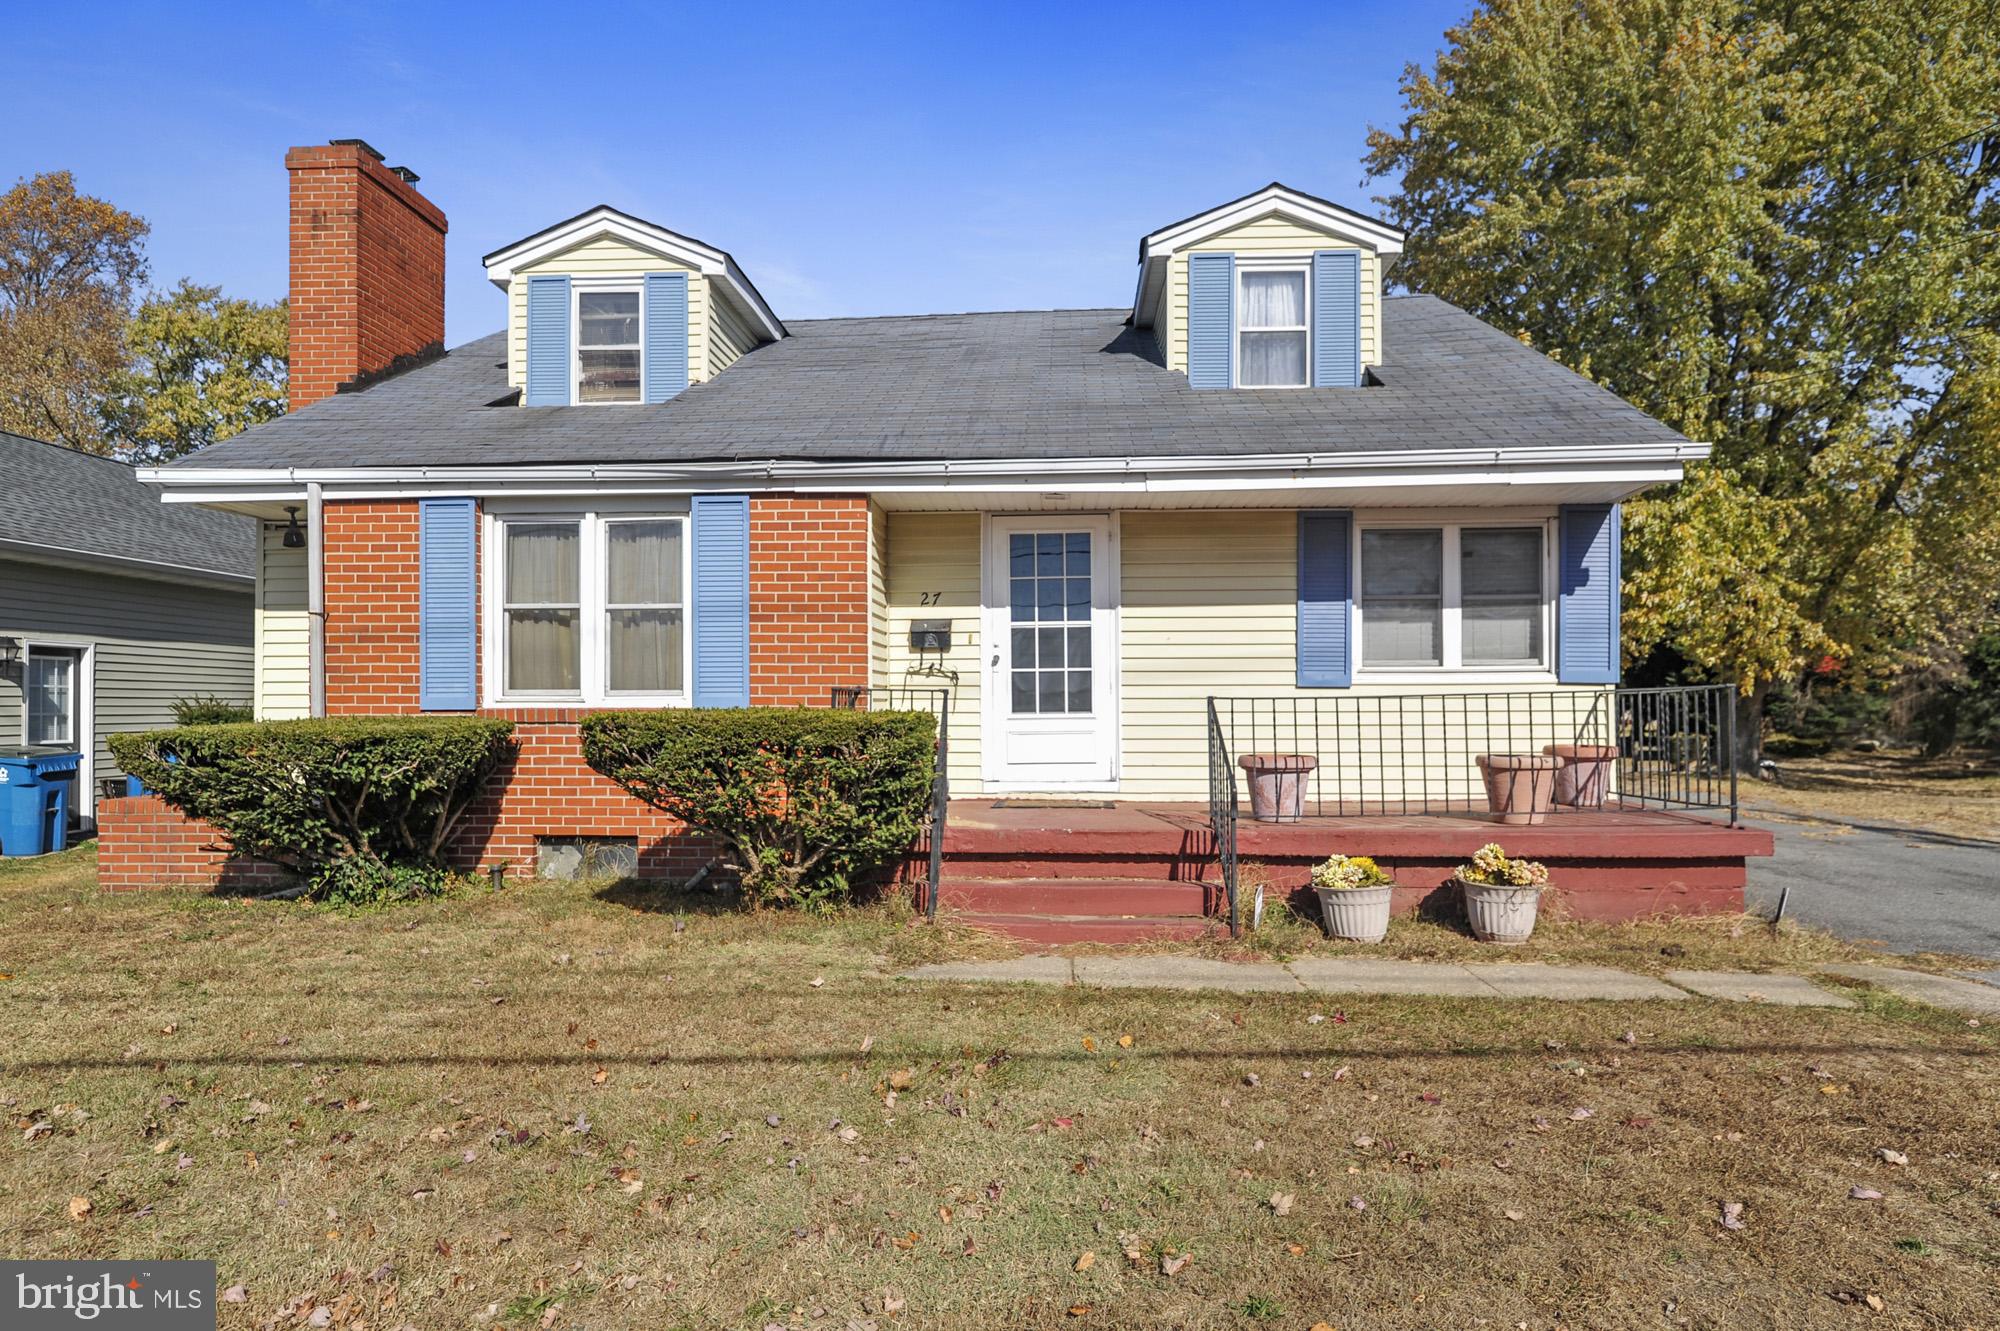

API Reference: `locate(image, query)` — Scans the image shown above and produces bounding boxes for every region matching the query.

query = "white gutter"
[138,441,1710,498]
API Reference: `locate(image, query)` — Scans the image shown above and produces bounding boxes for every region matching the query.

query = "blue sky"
[6,1,1468,341]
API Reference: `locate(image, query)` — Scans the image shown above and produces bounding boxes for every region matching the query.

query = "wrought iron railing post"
[1726,687,1739,825]
[929,691,948,921]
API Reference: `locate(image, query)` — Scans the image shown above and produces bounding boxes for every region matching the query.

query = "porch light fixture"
[282,506,306,549]
[0,635,18,668]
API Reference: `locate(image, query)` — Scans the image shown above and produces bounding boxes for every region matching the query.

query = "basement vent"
[536,836,639,881]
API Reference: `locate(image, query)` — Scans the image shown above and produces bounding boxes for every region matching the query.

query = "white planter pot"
[1459,880,1542,945]
[1316,884,1395,944]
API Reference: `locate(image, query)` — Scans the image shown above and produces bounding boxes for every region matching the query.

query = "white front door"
[982,515,1118,789]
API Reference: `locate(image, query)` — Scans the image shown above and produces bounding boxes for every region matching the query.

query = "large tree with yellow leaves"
[1364,0,2000,759]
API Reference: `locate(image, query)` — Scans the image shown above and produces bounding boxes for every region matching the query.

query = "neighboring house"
[124,139,1768,929]
[0,430,255,833]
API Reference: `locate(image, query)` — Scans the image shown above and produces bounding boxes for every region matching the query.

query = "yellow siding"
[1117,511,1572,798]
[877,509,1581,800]
[1161,216,1382,376]
[254,524,310,721]
[506,235,708,390]
[882,512,982,792]
[710,289,759,376]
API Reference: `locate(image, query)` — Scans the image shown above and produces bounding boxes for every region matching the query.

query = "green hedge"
[108,717,515,890]
[580,707,936,909]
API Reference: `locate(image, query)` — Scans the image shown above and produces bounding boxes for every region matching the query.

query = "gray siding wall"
[0,556,253,821]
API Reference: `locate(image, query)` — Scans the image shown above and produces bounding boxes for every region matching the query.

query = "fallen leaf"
[1864,1294,1885,1312]
[221,1284,247,1304]
[1161,1252,1190,1276]
[1081,1037,1097,1053]
[68,1195,91,1221]
[1268,1192,1294,1217]
[838,1127,860,1143]
[591,1067,608,1086]
[809,976,825,989]
[1719,1200,1746,1231]
[888,1068,914,1091]
[1877,1148,1910,1167]
[1067,1305,1090,1318]
[1347,1196,1367,1212]
[1504,1209,1525,1222]
[1117,1034,1133,1049]
[1568,1107,1595,1121]
[1073,1250,1096,1272]
[1849,1186,1884,1201]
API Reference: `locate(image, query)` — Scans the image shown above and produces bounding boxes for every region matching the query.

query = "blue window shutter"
[1558,503,1622,684]
[418,498,478,711]
[525,274,571,405]
[643,271,690,402]
[1312,250,1362,388]
[1187,252,1234,389]
[1297,510,1353,688]
[690,494,751,707]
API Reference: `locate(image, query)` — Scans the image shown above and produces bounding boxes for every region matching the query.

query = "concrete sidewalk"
[898,955,2000,1015]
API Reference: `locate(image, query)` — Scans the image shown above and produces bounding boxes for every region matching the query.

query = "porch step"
[952,912,1221,946]
[938,877,1215,916]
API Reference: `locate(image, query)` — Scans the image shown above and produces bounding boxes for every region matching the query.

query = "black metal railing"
[1207,698,1242,937]
[1205,684,1736,825]
[833,685,951,920]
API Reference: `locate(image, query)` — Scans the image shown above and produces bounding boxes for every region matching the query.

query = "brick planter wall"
[96,795,292,893]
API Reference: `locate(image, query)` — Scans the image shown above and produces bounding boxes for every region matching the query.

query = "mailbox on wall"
[908,620,951,653]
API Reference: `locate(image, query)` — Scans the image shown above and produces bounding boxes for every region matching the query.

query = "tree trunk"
[1733,677,1769,773]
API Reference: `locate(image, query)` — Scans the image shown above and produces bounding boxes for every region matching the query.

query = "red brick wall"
[323,500,426,714]
[298,494,875,880]
[96,795,291,893]
[750,494,871,704]
[287,141,447,411]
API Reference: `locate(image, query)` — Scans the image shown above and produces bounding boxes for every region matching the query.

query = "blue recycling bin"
[0,747,80,857]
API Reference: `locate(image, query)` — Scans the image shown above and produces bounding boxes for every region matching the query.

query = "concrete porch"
[928,799,1775,944]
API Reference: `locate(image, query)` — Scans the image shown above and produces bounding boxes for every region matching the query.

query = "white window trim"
[18,638,94,823]
[571,278,645,407]
[1235,256,1311,390]
[482,505,692,708]
[1351,514,1557,684]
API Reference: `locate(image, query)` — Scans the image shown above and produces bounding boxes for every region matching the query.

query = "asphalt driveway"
[1742,807,2000,968]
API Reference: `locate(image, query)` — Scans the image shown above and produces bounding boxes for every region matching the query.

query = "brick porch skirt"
[96,795,293,892]
[92,723,719,891]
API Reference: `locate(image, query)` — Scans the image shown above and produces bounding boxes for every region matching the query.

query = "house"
[119,139,1770,932]
[0,430,255,841]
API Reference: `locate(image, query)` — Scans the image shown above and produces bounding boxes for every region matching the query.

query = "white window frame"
[483,504,692,707]
[1235,256,1311,390]
[1351,513,1557,683]
[572,279,645,407]
[18,638,94,823]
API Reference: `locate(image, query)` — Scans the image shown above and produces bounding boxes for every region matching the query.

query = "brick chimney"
[286,139,447,410]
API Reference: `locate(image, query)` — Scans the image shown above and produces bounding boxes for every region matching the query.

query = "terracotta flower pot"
[1476,754,1559,825]
[1237,753,1317,822]
[1544,743,1618,807]
[1316,884,1394,943]
[1458,879,1542,945]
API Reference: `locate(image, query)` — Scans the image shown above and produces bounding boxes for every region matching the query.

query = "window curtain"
[505,523,581,691]
[1361,530,1442,666]
[606,521,684,693]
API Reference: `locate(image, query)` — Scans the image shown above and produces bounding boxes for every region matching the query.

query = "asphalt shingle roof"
[168,294,1689,471]
[0,431,255,579]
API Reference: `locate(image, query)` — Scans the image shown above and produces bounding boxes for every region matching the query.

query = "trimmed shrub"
[580,707,936,910]
[108,717,514,893]
[169,695,254,726]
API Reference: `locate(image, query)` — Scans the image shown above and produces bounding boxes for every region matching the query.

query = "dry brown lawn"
[4,844,1998,1330]
[1744,749,2000,842]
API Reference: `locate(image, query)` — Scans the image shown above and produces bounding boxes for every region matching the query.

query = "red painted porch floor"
[931,800,1774,945]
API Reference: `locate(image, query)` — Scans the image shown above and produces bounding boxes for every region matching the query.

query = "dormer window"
[577,287,643,403]
[1238,266,1309,388]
